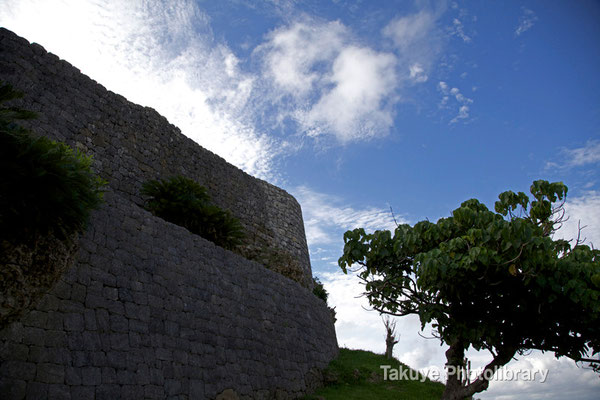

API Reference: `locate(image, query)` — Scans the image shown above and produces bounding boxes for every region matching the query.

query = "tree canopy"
[339,180,600,399]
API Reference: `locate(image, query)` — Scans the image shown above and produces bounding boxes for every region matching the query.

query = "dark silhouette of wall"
[0,27,312,288]
[0,28,338,399]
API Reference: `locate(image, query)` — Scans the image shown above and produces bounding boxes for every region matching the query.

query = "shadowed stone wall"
[0,28,338,399]
[0,27,312,288]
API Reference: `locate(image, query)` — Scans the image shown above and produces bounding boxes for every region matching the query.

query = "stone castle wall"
[0,27,312,288]
[0,28,338,399]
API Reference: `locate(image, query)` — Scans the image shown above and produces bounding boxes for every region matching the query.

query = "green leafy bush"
[141,176,244,250]
[313,277,329,302]
[0,82,106,242]
[313,276,337,322]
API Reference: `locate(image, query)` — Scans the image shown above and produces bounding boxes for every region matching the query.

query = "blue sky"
[2,1,599,398]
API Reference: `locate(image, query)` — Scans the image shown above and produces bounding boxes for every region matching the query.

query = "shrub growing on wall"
[141,176,244,250]
[0,82,106,242]
[313,277,337,322]
[0,81,106,329]
[313,277,329,302]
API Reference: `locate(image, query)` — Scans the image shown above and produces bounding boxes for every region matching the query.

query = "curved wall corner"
[0,27,312,288]
[0,27,338,399]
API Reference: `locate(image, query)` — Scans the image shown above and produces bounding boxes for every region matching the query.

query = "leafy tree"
[141,176,244,250]
[339,180,600,400]
[0,82,106,242]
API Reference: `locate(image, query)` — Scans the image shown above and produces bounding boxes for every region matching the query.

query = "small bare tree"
[383,315,400,359]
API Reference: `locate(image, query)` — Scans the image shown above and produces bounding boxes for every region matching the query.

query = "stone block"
[128,331,141,348]
[135,363,150,385]
[95,384,121,400]
[84,309,97,330]
[71,283,87,303]
[21,310,48,328]
[155,348,172,361]
[0,378,27,399]
[48,383,71,399]
[1,360,36,380]
[3,343,29,361]
[45,329,68,347]
[165,378,183,396]
[53,280,71,300]
[128,319,148,333]
[103,287,119,301]
[65,366,82,385]
[109,333,130,351]
[110,314,129,332]
[26,381,48,399]
[144,384,164,399]
[71,385,95,400]
[64,313,84,331]
[59,299,85,313]
[81,366,102,386]
[22,327,46,346]
[95,309,110,331]
[45,311,64,330]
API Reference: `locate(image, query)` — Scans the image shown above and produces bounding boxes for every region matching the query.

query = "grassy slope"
[303,348,445,400]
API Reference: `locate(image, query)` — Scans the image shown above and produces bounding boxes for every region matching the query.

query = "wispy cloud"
[0,0,278,180]
[562,140,600,167]
[515,8,538,37]
[546,140,600,170]
[293,185,400,248]
[382,10,438,50]
[450,18,472,42]
[409,63,429,83]
[438,81,473,124]
[382,9,443,83]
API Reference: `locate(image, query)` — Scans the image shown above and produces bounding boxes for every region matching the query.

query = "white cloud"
[545,140,600,172]
[438,81,473,124]
[382,9,442,84]
[515,8,538,37]
[302,46,397,142]
[0,0,278,180]
[257,19,399,143]
[320,271,439,365]
[409,63,429,83]
[562,140,600,168]
[554,191,600,248]
[479,352,599,400]
[451,105,470,124]
[293,185,400,248]
[451,18,472,42]
[382,10,437,50]
[258,19,347,98]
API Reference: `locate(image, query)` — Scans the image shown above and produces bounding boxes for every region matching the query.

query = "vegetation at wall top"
[141,176,244,250]
[312,277,329,303]
[302,348,445,400]
[0,82,106,242]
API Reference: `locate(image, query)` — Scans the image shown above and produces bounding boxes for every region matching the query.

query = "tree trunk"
[385,334,398,359]
[441,340,468,400]
[441,340,517,400]
[383,316,399,359]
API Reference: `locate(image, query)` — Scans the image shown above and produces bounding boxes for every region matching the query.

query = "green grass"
[303,348,445,400]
